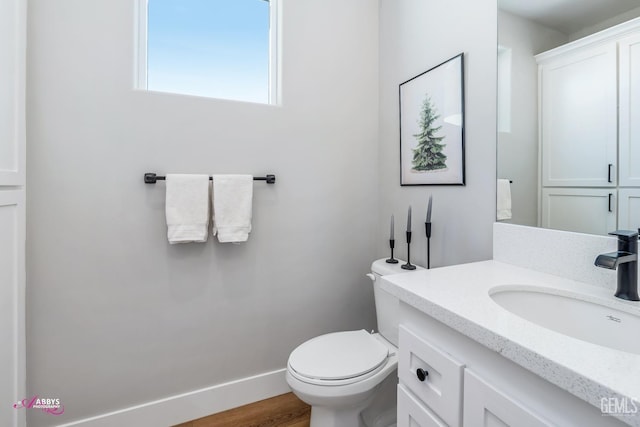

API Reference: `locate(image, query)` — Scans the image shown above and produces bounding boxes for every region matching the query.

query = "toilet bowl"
[286,259,423,427]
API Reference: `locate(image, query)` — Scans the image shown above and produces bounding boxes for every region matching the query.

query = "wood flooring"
[173,392,311,427]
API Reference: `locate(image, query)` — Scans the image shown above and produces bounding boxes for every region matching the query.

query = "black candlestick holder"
[401,231,416,270]
[386,239,399,263]
[425,222,432,269]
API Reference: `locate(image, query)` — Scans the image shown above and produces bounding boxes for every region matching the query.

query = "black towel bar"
[144,173,276,184]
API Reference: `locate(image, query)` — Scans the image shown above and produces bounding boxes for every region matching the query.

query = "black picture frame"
[399,53,465,186]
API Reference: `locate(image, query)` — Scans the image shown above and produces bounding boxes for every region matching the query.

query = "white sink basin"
[490,285,640,355]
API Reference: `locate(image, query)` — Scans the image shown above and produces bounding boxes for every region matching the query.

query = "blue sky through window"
[147,0,270,103]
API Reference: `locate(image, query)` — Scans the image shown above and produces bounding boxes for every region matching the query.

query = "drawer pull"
[608,163,613,183]
[416,368,429,382]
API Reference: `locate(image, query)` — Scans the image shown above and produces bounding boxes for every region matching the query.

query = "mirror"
[497,0,640,234]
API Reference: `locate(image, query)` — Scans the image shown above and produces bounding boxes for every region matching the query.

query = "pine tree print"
[412,95,447,171]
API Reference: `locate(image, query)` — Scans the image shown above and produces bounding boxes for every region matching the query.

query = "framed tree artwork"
[399,53,465,186]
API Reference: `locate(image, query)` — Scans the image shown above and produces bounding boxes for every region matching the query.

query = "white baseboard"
[55,368,289,427]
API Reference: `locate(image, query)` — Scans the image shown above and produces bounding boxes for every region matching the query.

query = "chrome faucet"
[594,230,639,301]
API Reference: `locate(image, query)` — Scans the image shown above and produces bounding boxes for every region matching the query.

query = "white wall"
[569,6,640,41]
[497,11,567,227]
[26,0,379,425]
[378,0,498,268]
[27,0,503,424]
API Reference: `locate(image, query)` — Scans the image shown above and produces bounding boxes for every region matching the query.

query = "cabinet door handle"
[609,193,613,213]
[416,368,429,382]
[608,164,613,183]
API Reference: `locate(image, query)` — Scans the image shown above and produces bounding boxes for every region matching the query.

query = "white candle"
[390,215,394,239]
[426,195,433,223]
[407,206,412,232]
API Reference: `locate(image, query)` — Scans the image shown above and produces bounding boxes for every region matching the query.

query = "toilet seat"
[287,330,390,386]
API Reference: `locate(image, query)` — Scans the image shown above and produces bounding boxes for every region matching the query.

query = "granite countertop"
[381,260,640,426]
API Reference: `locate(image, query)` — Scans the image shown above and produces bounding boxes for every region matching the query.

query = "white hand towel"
[497,179,512,221]
[212,175,253,243]
[165,174,210,244]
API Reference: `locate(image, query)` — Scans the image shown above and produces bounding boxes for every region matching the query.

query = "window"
[137,0,278,104]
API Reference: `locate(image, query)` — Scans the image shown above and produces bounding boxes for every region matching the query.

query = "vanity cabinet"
[398,384,446,427]
[396,302,627,427]
[463,370,551,427]
[537,20,640,234]
[398,325,464,427]
[397,322,550,427]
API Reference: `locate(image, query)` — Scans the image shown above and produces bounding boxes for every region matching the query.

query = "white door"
[0,0,26,426]
[541,188,617,235]
[0,192,25,427]
[0,0,25,184]
[539,43,617,187]
[619,33,640,187]
[618,189,640,231]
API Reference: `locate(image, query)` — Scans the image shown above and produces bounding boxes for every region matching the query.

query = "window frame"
[134,0,280,105]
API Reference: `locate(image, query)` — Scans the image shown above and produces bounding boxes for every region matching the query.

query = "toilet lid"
[288,330,389,382]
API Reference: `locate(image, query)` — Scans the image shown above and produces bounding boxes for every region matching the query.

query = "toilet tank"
[370,259,423,347]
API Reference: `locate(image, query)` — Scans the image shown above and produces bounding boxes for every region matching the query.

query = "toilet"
[286,259,423,427]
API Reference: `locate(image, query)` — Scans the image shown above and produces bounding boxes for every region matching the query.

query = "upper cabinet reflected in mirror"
[497,0,640,236]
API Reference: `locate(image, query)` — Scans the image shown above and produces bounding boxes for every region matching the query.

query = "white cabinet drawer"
[463,370,553,427]
[398,384,447,427]
[399,325,464,427]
